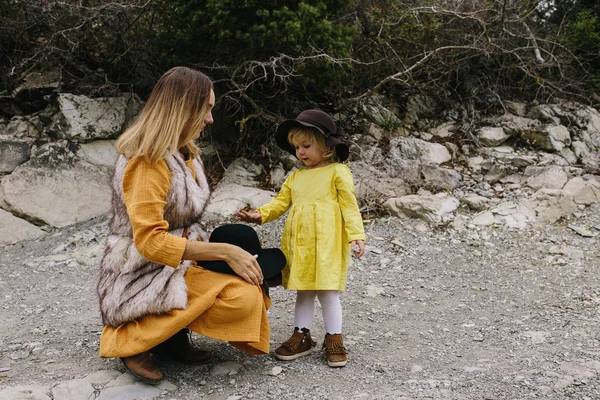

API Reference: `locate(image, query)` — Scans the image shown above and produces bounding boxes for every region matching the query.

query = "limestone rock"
[421,164,462,190]
[0,209,45,245]
[562,176,600,205]
[477,127,511,147]
[383,193,459,224]
[0,145,111,227]
[521,125,571,151]
[75,140,118,168]
[48,93,141,143]
[0,139,31,174]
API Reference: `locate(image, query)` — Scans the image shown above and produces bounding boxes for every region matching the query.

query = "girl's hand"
[223,244,264,286]
[351,240,365,258]
[236,209,262,224]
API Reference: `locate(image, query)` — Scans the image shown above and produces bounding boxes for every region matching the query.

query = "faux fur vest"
[97,153,211,327]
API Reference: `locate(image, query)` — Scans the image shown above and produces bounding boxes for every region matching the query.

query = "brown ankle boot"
[121,351,163,384]
[274,327,316,361]
[151,329,210,364]
[323,333,348,367]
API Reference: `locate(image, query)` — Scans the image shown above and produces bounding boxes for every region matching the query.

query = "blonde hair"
[116,66,213,163]
[288,127,338,162]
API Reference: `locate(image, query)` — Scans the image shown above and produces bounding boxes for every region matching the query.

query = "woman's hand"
[223,244,264,286]
[351,240,365,258]
[236,209,262,224]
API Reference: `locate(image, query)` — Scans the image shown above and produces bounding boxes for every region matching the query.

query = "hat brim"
[275,120,350,162]
[199,248,286,280]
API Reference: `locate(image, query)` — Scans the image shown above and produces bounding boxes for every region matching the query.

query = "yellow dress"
[258,163,365,291]
[99,157,271,358]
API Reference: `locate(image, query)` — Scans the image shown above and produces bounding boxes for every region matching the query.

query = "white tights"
[294,290,342,334]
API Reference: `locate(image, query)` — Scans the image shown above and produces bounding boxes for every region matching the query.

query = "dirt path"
[1,206,600,399]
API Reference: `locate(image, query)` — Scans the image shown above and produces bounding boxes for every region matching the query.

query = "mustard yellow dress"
[99,158,271,358]
[258,163,365,291]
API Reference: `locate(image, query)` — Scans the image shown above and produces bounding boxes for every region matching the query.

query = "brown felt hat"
[275,109,349,162]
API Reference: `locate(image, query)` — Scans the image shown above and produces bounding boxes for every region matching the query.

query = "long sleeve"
[122,157,187,268]
[257,172,294,224]
[334,164,366,242]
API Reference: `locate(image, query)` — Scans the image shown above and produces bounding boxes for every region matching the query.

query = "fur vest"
[97,153,211,327]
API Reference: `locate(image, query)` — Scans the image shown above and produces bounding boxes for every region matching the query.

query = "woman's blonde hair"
[288,127,339,162]
[116,66,213,163]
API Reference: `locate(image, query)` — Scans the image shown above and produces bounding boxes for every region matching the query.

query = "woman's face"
[193,90,215,140]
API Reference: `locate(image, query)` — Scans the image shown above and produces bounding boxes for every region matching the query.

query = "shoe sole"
[327,359,347,367]
[120,358,163,385]
[274,346,315,361]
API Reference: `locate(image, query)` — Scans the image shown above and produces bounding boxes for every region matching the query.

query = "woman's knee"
[221,281,263,309]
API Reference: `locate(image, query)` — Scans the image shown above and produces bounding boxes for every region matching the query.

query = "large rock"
[204,184,275,222]
[562,176,600,205]
[203,158,273,222]
[1,116,42,139]
[0,139,31,174]
[524,165,568,190]
[530,189,578,224]
[389,137,451,165]
[0,385,51,400]
[521,125,571,151]
[383,193,459,224]
[0,208,45,245]
[48,93,142,143]
[75,140,118,168]
[477,127,511,147]
[218,157,264,186]
[0,143,111,227]
[421,164,462,190]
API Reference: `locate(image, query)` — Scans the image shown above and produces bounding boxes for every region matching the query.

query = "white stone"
[204,184,275,222]
[389,137,451,165]
[50,93,141,142]
[0,208,45,245]
[384,193,459,224]
[531,189,578,224]
[76,140,118,168]
[52,379,95,400]
[562,176,600,205]
[525,166,568,190]
[0,385,51,400]
[478,127,511,147]
[472,211,496,226]
[430,122,456,138]
[0,160,111,228]
[96,383,161,400]
[568,225,594,237]
[0,139,31,173]
[365,285,384,297]
[211,361,243,376]
[83,370,122,385]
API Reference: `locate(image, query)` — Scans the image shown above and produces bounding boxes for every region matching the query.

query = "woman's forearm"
[182,240,233,262]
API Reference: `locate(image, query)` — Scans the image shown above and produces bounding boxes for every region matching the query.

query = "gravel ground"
[1,205,600,399]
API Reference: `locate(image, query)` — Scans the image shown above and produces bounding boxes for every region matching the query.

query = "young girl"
[236,109,365,367]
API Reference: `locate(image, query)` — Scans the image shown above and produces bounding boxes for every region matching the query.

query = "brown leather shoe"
[151,329,210,364]
[274,328,316,361]
[323,333,348,367]
[121,351,163,384]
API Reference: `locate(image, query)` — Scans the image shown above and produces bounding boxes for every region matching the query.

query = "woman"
[97,66,283,384]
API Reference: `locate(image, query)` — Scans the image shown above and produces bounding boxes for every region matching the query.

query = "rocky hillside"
[1,76,600,245]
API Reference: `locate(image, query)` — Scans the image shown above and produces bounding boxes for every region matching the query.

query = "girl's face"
[292,136,329,169]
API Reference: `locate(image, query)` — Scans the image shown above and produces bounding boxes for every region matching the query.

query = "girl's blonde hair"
[116,66,213,163]
[288,127,339,162]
